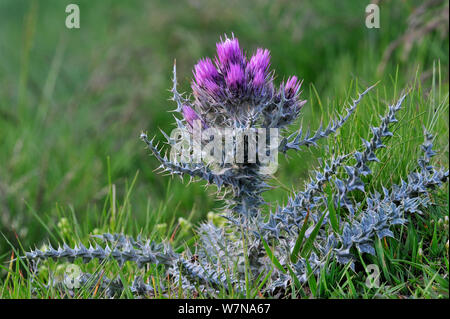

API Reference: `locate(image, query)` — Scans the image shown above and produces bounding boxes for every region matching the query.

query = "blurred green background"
[0,0,448,257]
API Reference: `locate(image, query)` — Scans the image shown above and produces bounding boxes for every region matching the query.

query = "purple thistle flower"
[247,48,271,77]
[192,58,223,101]
[182,105,204,128]
[284,76,301,99]
[251,70,266,91]
[215,36,245,71]
[225,63,246,93]
[204,79,222,95]
[187,35,305,127]
[193,58,220,87]
[246,49,271,95]
[191,80,222,103]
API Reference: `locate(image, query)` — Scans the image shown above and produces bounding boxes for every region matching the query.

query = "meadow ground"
[0,0,448,298]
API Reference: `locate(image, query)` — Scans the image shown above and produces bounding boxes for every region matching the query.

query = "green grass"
[0,0,448,298]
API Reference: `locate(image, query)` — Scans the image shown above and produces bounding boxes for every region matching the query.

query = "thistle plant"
[22,35,448,298]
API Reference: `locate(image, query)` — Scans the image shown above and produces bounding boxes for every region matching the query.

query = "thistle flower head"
[192,58,222,102]
[284,76,301,99]
[193,58,219,87]
[246,48,272,95]
[251,70,266,91]
[215,36,245,70]
[188,34,306,127]
[225,63,246,93]
[182,105,201,128]
[246,48,271,77]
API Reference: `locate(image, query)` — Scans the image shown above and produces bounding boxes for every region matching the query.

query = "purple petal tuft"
[226,63,246,92]
[182,105,201,128]
[247,48,271,76]
[284,76,301,99]
[193,58,219,86]
[216,36,245,70]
